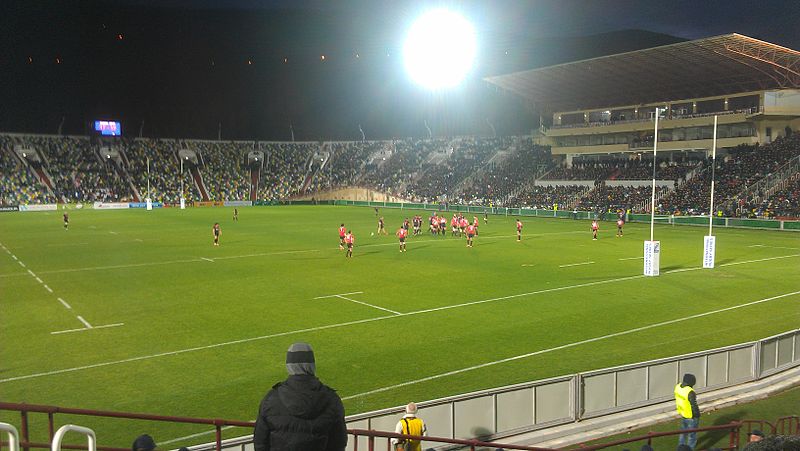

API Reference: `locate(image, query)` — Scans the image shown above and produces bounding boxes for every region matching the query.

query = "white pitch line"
[58,298,72,309]
[201,257,214,262]
[314,291,364,299]
[50,327,88,335]
[336,295,401,315]
[18,261,25,267]
[1,253,798,385]
[50,323,124,336]
[619,256,644,261]
[748,244,800,251]
[44,285,53,293]
[76,316,93,329]
[27,269,36,277]
[36,258,205,275]
[559,261,595,268]
[12,255,17,260]
[35,277,43,284]
[109,231,118,235]
[521,264,536,267]
[341,290,800,401]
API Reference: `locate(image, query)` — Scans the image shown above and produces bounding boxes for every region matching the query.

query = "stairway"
[190,166,210,201]
[33,165,62,202]
[250,167,260,201]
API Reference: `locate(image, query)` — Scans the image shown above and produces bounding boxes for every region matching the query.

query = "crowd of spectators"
[544,155,702,182]
[1,135,132,203]
[509,185,590,209]
[462,139,551,205]
[192,141,250,201]
[658,134,800,216]
[577,184,670,213]
[405,137,511,202]
[0,142,56,205]
[256,142,318,200]
[125,139,197,203]
[2,131,798,218]
[309,141,386,192]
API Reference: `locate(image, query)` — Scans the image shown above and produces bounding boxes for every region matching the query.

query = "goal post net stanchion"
[703,115,719,269]
[644,108,662,277]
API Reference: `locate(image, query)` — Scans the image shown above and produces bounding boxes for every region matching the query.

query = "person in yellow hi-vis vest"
[391,402,427,451]
[674,373,700,450]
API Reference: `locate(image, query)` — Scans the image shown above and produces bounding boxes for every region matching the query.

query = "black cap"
[750,429,764,437]
[132,435,156,451]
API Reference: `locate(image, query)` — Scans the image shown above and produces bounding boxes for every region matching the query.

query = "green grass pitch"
[1,205,798,447]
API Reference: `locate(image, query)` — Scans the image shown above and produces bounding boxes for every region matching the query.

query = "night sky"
[1,0,798,140]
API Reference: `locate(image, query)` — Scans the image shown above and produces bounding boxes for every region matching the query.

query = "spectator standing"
[391,402,427,451]
[132,435,156,451]
[253,342,347,451]
[674,373,701,450]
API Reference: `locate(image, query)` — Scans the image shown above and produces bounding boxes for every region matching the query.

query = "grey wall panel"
[345,419,368,451]
[777,336,794,367]
[369,414,400,451]
[583,373,615,414]
[649,361,678,399]
[707,352,729,387]
[454,397,494,439]
[761,340,777,373]
[795,333,800,362]
[729,348,753,382]
[418,403,453,449]
[496,388,534,432]
[616,367,647,405]
[679,357,706,388]
[535,381,572,423]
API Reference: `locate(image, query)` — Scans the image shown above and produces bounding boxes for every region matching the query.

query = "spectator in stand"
[391,402,427,451]
[253,342,347,451]
[674,373,700,450]
[132,434,156,451]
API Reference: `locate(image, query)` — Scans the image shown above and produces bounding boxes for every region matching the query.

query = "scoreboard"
[94,120,122,136]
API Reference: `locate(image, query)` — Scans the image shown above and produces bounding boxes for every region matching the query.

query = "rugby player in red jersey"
[516,219,523,241]
[473,216,479,235]
[345,230,355,258]
[396,226,408,252]
[63,212,69,231]
[591,219,599,240]
[616,218,624,237]
[439,216,447,236]
[338,223,346,250]
[466,223,476,248]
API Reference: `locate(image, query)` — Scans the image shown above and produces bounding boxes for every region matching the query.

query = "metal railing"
[575,422,741,451]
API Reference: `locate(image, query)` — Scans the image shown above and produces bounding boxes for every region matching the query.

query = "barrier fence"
[2,330,796,451]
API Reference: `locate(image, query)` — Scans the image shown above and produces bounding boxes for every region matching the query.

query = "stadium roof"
[485,34,800,113]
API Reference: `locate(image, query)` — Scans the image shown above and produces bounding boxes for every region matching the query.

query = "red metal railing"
[0,402,253,451]
[1,402,796,451]
[0,402,552,451]
[575,422,742,451]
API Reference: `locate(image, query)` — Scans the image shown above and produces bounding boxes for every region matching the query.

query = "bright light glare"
[403,10,476,89]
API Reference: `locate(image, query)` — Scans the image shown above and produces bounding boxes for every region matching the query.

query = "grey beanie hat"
[286,342,316,375]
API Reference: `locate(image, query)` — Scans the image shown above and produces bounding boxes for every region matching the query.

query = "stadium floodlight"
[403,9,476,89]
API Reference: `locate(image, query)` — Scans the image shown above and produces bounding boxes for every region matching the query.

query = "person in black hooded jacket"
[253,342,347,451]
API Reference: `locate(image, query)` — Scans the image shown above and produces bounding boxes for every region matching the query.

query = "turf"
[0,205,798,448]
